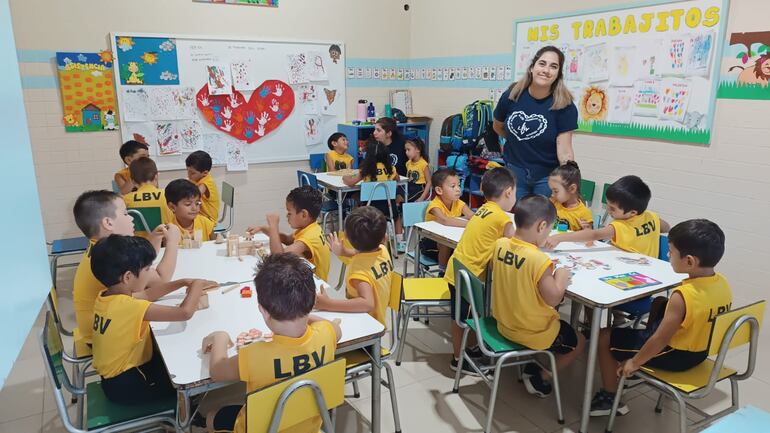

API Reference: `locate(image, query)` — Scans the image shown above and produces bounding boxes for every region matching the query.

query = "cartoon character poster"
[115,36,180,85]
[56,51,119,132]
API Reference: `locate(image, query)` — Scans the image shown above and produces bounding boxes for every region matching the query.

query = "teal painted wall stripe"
[21,75,56,89]
[17,49,54,63]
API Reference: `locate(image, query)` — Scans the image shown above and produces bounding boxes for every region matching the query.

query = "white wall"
[408,0,770,304]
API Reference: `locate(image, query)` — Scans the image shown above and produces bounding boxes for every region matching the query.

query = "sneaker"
[397,240,407,253]
[450,357,481,377]
[521,364,552,398]
[589,389,629,417]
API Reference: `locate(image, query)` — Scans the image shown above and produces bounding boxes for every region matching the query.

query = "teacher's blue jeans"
[506,163,552,201]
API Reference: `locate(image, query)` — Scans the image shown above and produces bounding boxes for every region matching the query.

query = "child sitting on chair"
[422,168,474,272]
[246,185,330,281]
[548,161,593,231]
[186,150,219,223]
[202,253,342,433]
[325,132,353,171]
[114,139,149,195]
[589,219,732,416]
[165,179,215,244]
[123,157,173,235]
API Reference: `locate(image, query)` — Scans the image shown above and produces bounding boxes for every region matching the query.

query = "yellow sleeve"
[238,347,250,383]
[347,271,375,292]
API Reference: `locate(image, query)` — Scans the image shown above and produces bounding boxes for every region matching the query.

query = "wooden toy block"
[197,293,209,310]
[240,286,252,297]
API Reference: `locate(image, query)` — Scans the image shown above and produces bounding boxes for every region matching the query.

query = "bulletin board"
[513,0,729,145]
[111,32,346,171]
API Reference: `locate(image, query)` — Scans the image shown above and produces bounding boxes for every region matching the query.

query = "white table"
[315,172,409,229]
[151,239,386,432]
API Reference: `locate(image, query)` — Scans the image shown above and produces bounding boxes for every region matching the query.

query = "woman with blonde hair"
[493,45,578,201]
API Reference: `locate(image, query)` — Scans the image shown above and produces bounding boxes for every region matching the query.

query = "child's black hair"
[90,235,156,287]
[345,206,386,252]
[165,179,201,205]
[185,150,213,172]
[513,194,556,228]
[254,253,316,321]
[668,219,725,268]
[405,137,429,163]
[73,190,121,238]
[431,168,458,191]
[119,140,148,163]
[481,167,516,199]
[359,140,394,181]
[606,175,651,214]
[550,160,581,197]
[129,157,157,184]
[286,185,322,219]
[327,132,347,151]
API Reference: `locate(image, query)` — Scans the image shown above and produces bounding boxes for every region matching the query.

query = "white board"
[112,32,346,171]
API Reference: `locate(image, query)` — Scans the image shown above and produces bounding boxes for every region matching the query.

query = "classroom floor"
[2,252,768,433]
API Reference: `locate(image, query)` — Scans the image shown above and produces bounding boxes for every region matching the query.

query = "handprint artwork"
[196,79,294,143]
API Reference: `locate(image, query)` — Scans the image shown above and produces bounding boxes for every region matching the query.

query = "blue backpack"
[461,100,494,142]
[439,113,464,153]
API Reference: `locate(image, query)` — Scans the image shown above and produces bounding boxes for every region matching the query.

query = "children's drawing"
[658,79,691,123]
[636,39,663,79]
[124,122,157,155]
[321,87,337,115]
[584,43,609,83]
[286,53,309,84]
[666,37,688,76]
[155,122,181,155]
[231,61,256,91]
[515,45,536,79]
[176,119,202,152]
[600,272,660,290]
[207,63,232,96]
[201,133,227,165]
[56,52,120,132]
[115,36,179,85]
[504,65,512,80]
[226,139,248,172]
[682,110,706,130]
[632,79,660,117]
[120,88,149,121]
[609,46,637,87]
[172,87,198,119]
[328,44,341,64]
[607,87,634,124]
[687,32,715,76]
[579,86,609,121]
[564,46,583,81]
[304,115,322,146]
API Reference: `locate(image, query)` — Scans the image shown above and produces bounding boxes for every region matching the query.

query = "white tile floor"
[2,253,769,433]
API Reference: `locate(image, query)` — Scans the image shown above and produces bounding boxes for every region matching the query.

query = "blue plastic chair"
[214,181,236,234]
[297,170,338,233]
[48,236,90,289]
[308,153,326,172]
[402,201,439,276]
[360,181,398,254]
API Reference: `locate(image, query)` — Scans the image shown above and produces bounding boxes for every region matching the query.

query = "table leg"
[176,389,192,432]
[414,228,422,278]
[371,338,382,433]
[579,306,604,433]
[337,190,344,233]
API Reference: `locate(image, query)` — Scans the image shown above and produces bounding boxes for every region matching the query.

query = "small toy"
[197,293,209,310]
[617,256,651,265]
[180,229,204,249]
[240,286,252,298]
[235,328,274,348]
[226,234,265,258]
[214,232,226,244]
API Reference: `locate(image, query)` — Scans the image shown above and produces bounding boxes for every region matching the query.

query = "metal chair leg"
[383,362,402,433]
[545,351,565,424]
[484,357,506,433]
[396,304,414,366]
[606,376,626,432]
[452,327,471,393]
[654,392,665,413]
[351,378,360,398]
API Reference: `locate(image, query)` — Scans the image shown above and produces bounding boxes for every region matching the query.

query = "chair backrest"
[389,272,403,312]
[402,201,431,228]
[453,258,485,321]
[708,301,766,356]
[111,180,120,194]
[245,358,345,433]
[128,207,161,233]
[221,181,235,208]
[297,170,319,189]
[658,234,669,261]
[360,181,397,203]
[308,153,327,172]
[580,179,596,206]
[41,312,69,392]
[601,182,611,205]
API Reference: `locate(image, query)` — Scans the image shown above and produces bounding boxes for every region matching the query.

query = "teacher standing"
[493,46,578,200]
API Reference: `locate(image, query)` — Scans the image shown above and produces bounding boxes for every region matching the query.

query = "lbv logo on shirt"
[274,345,327,379]
[93,314,111,335]
[132,191,162,202]
[708,303,732,322]
[318,235,327,246]
[496,248,526,269]
[634,221,656,237]
[475,208,493,219]
[371,258,394,279]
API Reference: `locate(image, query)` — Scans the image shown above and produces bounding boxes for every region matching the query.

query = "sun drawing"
[141,52,158,65]
[116,37,134,51]
[98,50,113,64]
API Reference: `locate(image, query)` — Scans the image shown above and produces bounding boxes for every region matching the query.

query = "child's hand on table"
[202,331,233,354]
[245,225,267,236]
[315,285,331,310]
[553,267,572,287]
[544,235,562,250]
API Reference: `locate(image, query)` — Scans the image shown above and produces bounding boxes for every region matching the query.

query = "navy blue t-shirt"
[493,88,578,179]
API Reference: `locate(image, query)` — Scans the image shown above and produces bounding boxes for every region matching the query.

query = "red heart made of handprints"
[196,80,295,143]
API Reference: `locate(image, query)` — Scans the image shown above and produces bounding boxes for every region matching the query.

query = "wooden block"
[197,293,209,310]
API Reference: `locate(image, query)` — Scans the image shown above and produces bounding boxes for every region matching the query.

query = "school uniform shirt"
[365,162,399,182]
[91,292,153,379]
[551,197,594,231]
[169,214,215,245]
[122,184,173,233]
[293,222,330,281]
[386,136,407,177]
[194,173,220,223]
[115,167,130,184]
[491,237,559,350]
[610,210,661,258]
[73,239,104,346]
[326,150,354,171]
[233,321,338,433]
[347,245,393,326]
[668,273,732,353]
[406,158,429,185]
[445,201,512,286]
[425,196,466,222]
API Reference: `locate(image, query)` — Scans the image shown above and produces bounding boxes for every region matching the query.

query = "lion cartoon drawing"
[735,53,770,87]
[580,86,608,121]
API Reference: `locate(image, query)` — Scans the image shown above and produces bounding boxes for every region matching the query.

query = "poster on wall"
[193,0,278,6]
[717,31,770,100]
[513,0,728,145]
[56,51,119,132]
[115,36,180,85]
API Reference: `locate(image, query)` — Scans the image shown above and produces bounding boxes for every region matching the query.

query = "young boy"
[202,253,342,433]
[246,186,330,281]
[123,157,173,234]
[89,234,216,403]
[165,179,215,244]
[186,150,220,223]
[72,190,181,352]
[445,167,517,372]
[423,168,474,269]
[115,139,149,195]
[492,195,584,397]
[325,132,353,171]
[316,206,393,326]
[589,219,732,416]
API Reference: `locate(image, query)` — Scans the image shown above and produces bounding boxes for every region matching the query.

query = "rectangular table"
[315,172,409,229]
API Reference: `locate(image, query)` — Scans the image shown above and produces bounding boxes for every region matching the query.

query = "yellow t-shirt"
[326,151,354,171]
[294,222,330,281]
[406,158,429,185]
[233,321,338,433]
[347,245,393,326]
[365,163,399,182]
[425,196,466,222]
[169,214,215,245]
[194,174,219,223]
[610,210,661,258]
[445,201,512,286]
[73,239,103,347]
[115,167,130,184]
[551,198,593,231]
[123,184,173,235]
[668,273,733,352]
[91,292,153,379]
[491,237,559,350]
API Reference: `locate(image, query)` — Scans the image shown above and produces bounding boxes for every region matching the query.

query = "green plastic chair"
[599,182,612,226]
[39,312,176,432]
[127,207,162,233]
[215,181,236,233]
[580,179,596,207]
[452,259,564,432]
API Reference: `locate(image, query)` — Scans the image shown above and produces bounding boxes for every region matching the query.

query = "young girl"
[547,161,593,231]
[405,138,432,202]
[344,140,399,219]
